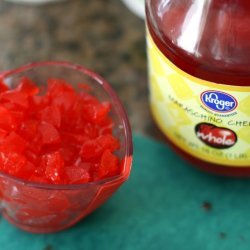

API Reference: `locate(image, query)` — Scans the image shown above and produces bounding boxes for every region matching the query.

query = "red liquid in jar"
[146,0,250,176]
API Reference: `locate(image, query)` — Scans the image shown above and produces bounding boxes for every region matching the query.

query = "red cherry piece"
[19,119,39,140]
[0,129,7,139]
[59,146,78,165]
[0,132,27,153]
[43,152,64,184]
[29,174,49,184]
[61,132,87,145]
[80,140,102,160]
[51,93,76,114]
[82,102,111,124]
[80,135,119,160]
[0,91,29,108]
[30,95,50,110]
[17,161,36,179]
[0,106,17,131]
[98,117,114,135]
[0,152,27,175]
[24,150,39,165]
[28,134,43,155]
[65,167,90,184]
[48,78,74,95]
[38,122,60,145]
[16,77,39,96]
[99,150,119,178]
[38,105,61,128]
[11,111,26,125]
[97,134,120,152]
[83,123,98,139]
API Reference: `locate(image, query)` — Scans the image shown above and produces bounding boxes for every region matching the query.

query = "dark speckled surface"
[0,0,163,140]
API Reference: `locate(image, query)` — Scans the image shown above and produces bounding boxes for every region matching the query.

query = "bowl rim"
[0,61,133,190]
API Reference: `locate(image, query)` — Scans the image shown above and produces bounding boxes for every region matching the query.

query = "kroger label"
[200,90,238,113]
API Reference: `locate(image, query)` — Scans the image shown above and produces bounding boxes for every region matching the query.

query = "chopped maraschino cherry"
[0,78,121,184]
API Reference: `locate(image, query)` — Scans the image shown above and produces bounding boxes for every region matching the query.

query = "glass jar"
[146,0,250,176]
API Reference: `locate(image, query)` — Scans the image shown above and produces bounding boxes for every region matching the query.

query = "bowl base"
[2,212,87,234]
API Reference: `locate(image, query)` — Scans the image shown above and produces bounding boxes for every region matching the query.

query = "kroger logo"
[201,90,238,113]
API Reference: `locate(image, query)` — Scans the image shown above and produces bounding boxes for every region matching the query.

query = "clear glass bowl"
[0,61,133,233]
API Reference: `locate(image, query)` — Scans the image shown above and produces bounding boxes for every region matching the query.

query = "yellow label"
[147,32,250,167]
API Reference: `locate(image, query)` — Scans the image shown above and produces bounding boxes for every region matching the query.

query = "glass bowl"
[0,61,133,233]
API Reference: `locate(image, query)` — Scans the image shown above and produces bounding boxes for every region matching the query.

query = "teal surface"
[1,134,250,250]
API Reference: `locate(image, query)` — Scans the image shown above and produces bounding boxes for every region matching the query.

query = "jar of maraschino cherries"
[146,0,250,176]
